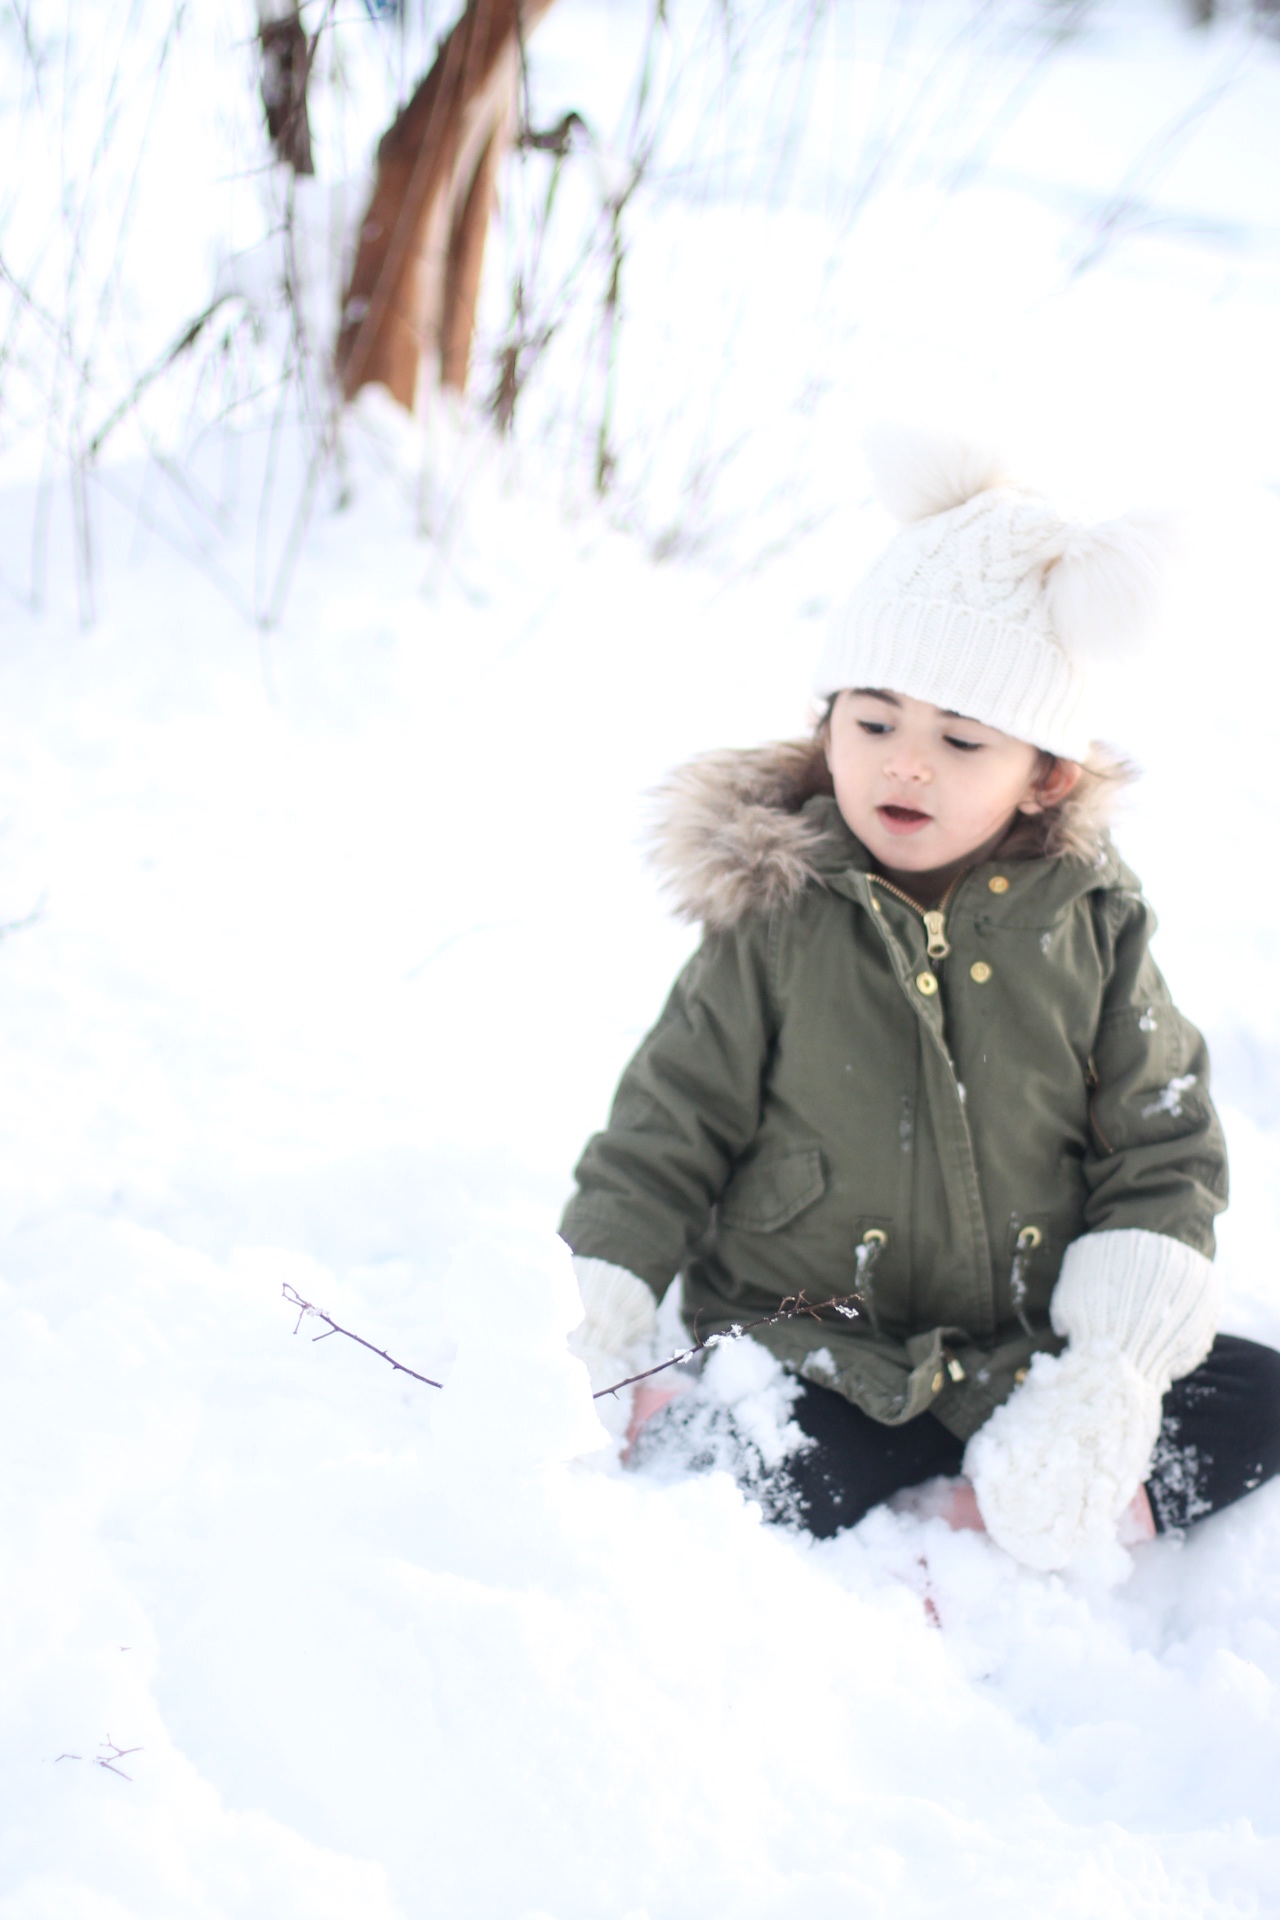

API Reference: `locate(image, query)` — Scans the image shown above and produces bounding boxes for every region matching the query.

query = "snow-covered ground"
[3,1,1280,1914]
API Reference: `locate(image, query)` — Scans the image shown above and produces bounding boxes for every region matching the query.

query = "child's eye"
[857,720,892,737]
[944,735,983,753]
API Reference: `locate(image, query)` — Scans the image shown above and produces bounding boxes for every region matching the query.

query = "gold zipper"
[868,871,966,960]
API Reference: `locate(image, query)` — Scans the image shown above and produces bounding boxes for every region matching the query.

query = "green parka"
[560,743,1228,1441]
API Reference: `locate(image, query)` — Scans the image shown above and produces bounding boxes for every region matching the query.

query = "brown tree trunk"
[439,126,505,392]
[336,0,557,412]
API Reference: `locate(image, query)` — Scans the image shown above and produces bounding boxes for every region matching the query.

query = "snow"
[1143,1074,1200,1119]
[2,0,1280,1914]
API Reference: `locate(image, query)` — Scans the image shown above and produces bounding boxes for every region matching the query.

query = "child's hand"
[964,1344,1162,1569]
[964,1227,1218,1571]
[623,1381,684,1460]
[566,1255,659,1444]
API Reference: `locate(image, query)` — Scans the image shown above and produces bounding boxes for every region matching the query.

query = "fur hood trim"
[649,737,1134,931]
[648,742,839,933]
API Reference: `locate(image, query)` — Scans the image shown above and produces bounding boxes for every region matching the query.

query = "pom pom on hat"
[863,422,1007,524]
[1043,508,1178,662]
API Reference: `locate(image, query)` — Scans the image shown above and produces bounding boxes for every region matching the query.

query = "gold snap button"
[931,1370,944,1394]
[916,970,938,996]
[988,875,1009,894]
[1015,1367,1029,1385]
[970,961,992,984]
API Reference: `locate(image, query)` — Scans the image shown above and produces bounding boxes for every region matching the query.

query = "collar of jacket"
[804,795,1130,919]
[648,739,1133,932]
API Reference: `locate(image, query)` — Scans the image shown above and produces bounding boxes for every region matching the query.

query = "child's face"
[825,688,1076,882]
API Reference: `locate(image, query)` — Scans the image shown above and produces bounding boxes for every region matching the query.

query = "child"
[561,428,1280,1571]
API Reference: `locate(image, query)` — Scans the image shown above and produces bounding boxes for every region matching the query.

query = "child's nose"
[883,745,932,782]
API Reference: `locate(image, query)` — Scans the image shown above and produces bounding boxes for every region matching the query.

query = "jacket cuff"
[1050,1228,1219,1391]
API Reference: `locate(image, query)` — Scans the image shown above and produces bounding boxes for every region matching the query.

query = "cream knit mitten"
[964,1229,1219,1571]
[567,1254,659,1439]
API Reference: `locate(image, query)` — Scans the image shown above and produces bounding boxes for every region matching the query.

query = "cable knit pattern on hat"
[964,1227,1219,1570]
[815,429,1172,758]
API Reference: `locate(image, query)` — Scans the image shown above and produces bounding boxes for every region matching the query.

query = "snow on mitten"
[965,1229,1218,1571]
[567,1254,658,1440]
[964,1344,1162,1570]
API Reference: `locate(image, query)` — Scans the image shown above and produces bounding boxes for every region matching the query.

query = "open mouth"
[877,804,932,836]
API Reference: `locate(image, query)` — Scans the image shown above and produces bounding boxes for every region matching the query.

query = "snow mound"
[433,1231,608,1467]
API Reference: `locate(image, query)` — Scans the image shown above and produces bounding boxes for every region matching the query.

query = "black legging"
[764,1333,1280,1540]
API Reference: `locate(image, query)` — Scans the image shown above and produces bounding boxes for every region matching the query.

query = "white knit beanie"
[814,427,1173,759]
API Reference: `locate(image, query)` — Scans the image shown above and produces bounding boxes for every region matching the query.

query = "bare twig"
[0,892,46,942]
[591,0,670,494]
[281,1278,858,1407]
[85,297,242,463]
[489,107,593,430]
[0,250,86,373]
[96,1739,142,1782]
[8,0,44,107]
[593,1290,860,1400]
[1069,40,1253,277]
[519,109,587,156]
[282,1282,444,1387]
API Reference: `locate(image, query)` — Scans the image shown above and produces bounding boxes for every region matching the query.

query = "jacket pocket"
[720,1147,826,1232]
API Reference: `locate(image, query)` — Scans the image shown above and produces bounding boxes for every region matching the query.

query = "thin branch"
[96,1739,142,1782]
[282,1282,444,1387]
[282,1275,860,1405]
[1069,39,1253,277]
[8,0,44,109]
[519,109,587,156]
[85,297,242,463]
[0,892,45,941]
[86,462,254,623]
[0,249,90,381]
[593,1290,860,1400]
